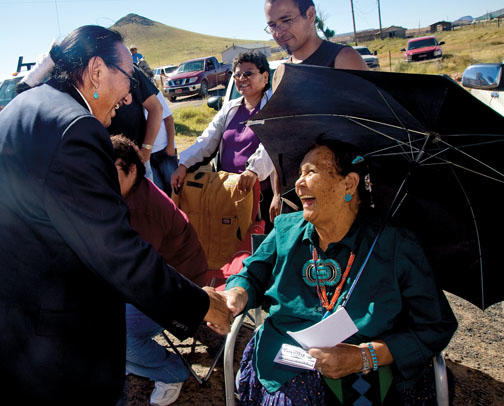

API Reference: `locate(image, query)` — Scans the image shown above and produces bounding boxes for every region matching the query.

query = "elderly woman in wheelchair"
[223,138,457,405]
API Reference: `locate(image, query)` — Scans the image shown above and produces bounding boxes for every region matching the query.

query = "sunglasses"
[233,70,260,80]
[110,63,138,92]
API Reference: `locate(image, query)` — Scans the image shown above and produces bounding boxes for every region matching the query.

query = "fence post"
[389,51,392,72]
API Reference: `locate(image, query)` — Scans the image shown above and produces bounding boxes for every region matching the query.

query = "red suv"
[401,36,445,62]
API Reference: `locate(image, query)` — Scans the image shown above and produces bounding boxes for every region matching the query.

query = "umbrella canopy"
[248,63,504,310]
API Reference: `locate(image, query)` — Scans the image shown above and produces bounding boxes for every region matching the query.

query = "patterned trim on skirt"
[237,336,328,406]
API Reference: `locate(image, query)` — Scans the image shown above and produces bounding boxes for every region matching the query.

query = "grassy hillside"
[359,19,504,75]
[111,13,276,67]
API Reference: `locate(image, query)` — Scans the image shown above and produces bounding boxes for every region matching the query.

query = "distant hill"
[110,13,274,68]
[475,8,504,21]
[453,16,473,26]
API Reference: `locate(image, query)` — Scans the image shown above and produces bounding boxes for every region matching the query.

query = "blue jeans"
[125,304,189,383]
[150,149,178,196]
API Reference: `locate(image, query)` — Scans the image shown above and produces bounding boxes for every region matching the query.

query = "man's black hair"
[50,25,124,88]
[267,0,315,17]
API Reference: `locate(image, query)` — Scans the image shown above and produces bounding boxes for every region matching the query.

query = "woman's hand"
[309,343,362,380]
[269,194,282,222]
[170,165,187,193]
[222,286,248,317]
[237,170,257,194]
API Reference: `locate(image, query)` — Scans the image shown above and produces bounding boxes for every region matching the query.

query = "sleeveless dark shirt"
[289,40,346,67]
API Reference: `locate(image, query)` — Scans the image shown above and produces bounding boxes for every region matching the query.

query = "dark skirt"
[237,336,329,405]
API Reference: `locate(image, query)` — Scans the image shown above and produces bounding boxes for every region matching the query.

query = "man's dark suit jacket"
[0,81,209,405]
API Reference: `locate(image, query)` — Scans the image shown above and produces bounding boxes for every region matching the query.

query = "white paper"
[287,307,358,350]
[274,343,317,370]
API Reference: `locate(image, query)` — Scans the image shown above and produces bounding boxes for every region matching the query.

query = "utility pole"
[377,0,383,39]
[350,0,357,45]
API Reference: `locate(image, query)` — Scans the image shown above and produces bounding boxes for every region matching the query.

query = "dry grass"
[362,19,504,75]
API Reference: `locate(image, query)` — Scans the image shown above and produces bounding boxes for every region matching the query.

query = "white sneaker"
[150,381,183,406]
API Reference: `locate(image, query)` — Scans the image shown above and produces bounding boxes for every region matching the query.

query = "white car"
[153,64,178,90]
[352,46,380,69]
[462,62,504,116]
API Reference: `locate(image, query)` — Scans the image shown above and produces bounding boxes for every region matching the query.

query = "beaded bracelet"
[367,342,378,371]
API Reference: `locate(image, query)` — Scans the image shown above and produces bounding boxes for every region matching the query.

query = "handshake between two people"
[202,286,249,335]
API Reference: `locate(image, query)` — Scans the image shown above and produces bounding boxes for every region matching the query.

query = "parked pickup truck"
[164,56,232,101]
[352,45,380,69]
[401,36,444,62]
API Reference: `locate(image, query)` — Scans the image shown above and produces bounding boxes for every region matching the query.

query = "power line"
[350,0,357,45]
[377,0,383,39]
[54,0,61,37]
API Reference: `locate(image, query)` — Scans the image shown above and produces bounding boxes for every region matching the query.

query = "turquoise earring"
[93,91,98,99]
[344,193,352,202]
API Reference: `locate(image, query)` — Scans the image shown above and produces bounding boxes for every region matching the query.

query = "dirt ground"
[122,293,504,405]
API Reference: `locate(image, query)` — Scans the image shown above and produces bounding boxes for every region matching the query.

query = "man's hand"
[165,144,176,157]
[269,194,282,222]
[170,165,187,193]
[221,286,248,317]
[138,147,151,164]
[237,170,257,194]
[202,286,233,335]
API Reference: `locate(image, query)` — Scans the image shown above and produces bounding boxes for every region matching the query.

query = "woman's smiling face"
[295,145,348,226]
[233,62,268,100]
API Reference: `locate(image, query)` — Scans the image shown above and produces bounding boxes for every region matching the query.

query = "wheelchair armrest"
[224,313,246,406]
[433,352,449,406]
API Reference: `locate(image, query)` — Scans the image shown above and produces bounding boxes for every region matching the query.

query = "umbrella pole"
[341,172,411,308]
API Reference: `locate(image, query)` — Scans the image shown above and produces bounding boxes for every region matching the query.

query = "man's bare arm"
[334,47,369,70]
[139,94,163,162]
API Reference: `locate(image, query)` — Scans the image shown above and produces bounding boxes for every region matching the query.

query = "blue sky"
[1,0,502,79]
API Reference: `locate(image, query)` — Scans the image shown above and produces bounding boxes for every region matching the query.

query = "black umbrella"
[248,63,504,310]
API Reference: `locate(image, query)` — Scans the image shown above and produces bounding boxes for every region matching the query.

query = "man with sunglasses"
[108,64,163,168]
[264,0,367,69]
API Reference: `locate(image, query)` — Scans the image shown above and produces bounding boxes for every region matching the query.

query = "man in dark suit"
[0,25,230,405]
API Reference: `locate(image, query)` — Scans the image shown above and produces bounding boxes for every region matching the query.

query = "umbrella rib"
[450,167,485,309]
[426,138,504,179]
[343,117,425,157]
[366,138,429,158]
[421,161,504,184]
[373,87,415,160]
[248,114,428,136]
